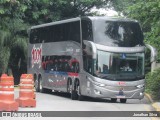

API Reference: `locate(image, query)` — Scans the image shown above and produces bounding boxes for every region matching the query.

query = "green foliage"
[0,0,109,82]
[23,0,109,25]
[112,0,160,100]
[112,0,160,60]
[127,1,160,60]
[0,46,10,74]
[145,68,160,100]
[0,0,29,75]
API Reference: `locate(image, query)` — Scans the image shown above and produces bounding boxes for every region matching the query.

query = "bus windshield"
[94,50,145,81]
[93,20,144,47]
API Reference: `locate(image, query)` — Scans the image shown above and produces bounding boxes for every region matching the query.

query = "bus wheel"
[67,79,72,93]
[77,82,84,101]
[120,98,127,103]
[71,80,78,100]
[39,77,46,93]
[111,98,117,103]
[35,77,40,92]
[71,90,78,100]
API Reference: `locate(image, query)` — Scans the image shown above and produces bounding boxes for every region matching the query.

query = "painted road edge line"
[145,93,160,113]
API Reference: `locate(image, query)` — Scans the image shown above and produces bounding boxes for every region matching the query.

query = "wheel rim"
[77,85,80,95]
[39,79,42,91]
[35,79,38,90]
[68,80,72,93]
[69,83,72,93]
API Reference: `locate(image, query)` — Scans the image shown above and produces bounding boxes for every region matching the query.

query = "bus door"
[81,40,96,95]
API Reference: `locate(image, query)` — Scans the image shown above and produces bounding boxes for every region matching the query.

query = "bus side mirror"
[83,40,97,59]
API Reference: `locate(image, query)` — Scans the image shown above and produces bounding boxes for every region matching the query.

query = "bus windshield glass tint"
[93,20,144,47]
[94,50,145,81]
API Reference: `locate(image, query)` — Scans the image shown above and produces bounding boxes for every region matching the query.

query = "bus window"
[61,59,69,72]
[46,56,51,70]
[42,56,45,70]
[71,62,79,73]
[54,25,61,42]
[58,59,63,71]
[94,20,144,47]
[67,21,81,43]
[65,62,71,72]
[81,19,93,41]
[30,21,81,44]
[71,21,80,43]
[54,59,58,71]
[75,62,80,73]
[83,52,93,74]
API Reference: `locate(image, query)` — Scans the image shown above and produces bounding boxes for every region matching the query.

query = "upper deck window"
[29,21,81,44]
[93,20,144,47]
[81,19,93,41]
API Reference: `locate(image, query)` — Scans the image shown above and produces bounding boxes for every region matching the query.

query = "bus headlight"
[94,89,101,95]
[136,84,144,88]
[99,84,105,87]
[140,92,143,96]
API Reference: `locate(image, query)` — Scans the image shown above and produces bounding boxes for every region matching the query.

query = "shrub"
[145,68,160,101]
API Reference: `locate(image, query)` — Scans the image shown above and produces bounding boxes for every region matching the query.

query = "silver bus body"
[28,16,145,102]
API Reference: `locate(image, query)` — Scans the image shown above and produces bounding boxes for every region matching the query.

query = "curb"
[145,93,160,112]
[145,93,154,103]
[152,103,160,111]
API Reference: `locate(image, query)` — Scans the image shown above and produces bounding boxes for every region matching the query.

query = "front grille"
[105,86,137,91]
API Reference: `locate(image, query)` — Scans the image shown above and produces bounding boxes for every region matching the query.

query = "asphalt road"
[0,90,159,120]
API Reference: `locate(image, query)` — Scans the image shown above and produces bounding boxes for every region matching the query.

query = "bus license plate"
[116,88,125,98]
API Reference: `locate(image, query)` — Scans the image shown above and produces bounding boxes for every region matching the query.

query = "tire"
[35,77,40,92]
[71,90,78,100]
[111,98,117,103]
[67,79,72,93]
[120,98,127,103]
[44,88,52,93]
[78,94,84,101]
[70,80,78,100]
[77,82,84,101]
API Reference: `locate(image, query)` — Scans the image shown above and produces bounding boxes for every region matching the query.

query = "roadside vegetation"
[145,68,160,101]
[0,0,109,84]
[111,0,160,101]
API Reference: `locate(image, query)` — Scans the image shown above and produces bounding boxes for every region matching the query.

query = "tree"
[0,0,28,83]
[0,0,111,84]
[23,0,110,25]
[111,0,160,60]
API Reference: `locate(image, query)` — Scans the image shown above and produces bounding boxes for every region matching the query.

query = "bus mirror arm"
[145,44,158,72]
[145,44,157,62]
[87,41,97,59]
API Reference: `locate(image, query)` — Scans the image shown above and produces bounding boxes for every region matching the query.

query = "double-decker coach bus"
[28,16,145,103]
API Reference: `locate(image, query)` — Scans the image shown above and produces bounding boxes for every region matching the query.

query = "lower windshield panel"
[94,50,145,81]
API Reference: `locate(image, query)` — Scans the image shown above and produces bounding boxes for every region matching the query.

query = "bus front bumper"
[88,84,145,99]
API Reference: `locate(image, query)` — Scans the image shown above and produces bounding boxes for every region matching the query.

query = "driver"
[122,62,132,71]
